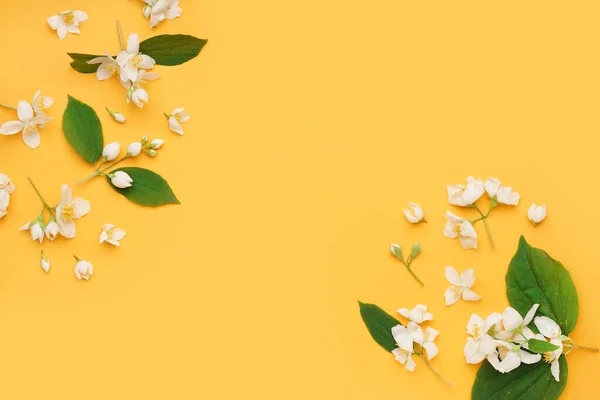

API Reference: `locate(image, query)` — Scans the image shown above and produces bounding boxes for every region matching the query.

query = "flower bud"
[141,135,149,145]
[45,217,60,240]
[102,142,121,161]
[111,171,134,188]
[41,251,50,272]
[145,149,157,157]
[127,142,142,157]
[106,108,126,124]
[410,243,422,260]
[528,203,547,227]
[149,139,164,149]
[20,220,44,243]
[403,202,425,223]
[74,258,93,281]
[390,243,403,260]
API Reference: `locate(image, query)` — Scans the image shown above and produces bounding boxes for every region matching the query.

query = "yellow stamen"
[130,55,143,68]
[471,324,481,338]
[63,12,75,26]
[61,203,76,221]
[543,353,553,364]
[453,225,462,235]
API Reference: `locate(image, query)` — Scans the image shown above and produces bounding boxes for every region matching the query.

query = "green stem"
[116,20,124,50]
[572,344,599,352]
[76,155,129,184]
[27,177,53,210]
[417,353,452,388]
[73,255,81,262]
[402,261,424,287]
[0,103,17,111]
[473,205,495,249]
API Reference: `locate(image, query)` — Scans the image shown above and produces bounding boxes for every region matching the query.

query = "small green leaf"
[472,358,567,400]
[526,339,561,354]
[62,95,103,164]
[139,34,207,66]
[358,301,401,352]
[506,236,579,335]
[107,167,180,207]
[67,53,104,73]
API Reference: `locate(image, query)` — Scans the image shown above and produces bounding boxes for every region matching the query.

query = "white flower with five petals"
[397,304,433,325]
[143,0,182,28]
[87,53,121,80]
[123,70,160,108]
[116,34,156,84]
[100,224,127,246]
[463,313,502,365]
[47,10,88,40]
[493,340,541,373]
[166,107,190,135]
[496,304,539,342]
[444,267,480,306]
[443,211,478,249]
[484,177,520,205]
[55,185,91,239]
[447,176,485,206]
[0,101,53,148]
[403,202,425,223]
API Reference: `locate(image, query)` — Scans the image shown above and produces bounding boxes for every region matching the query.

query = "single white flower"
[143,0,182,28]
[106,108,126,123]
[87,53,120,80]
[484,177,520,205]
[421,327,439,360]
[447,176,485,207]
[100,224,127,246]
[494,340,541,373]
[534,316,562,340]
[149,138,164,149]
[443,211,478,249]
[74,259,93,281]
[166,107,190,135]
[0,190,10,220]
[528,203,547,226]
[116,33,156,83]
[444,267,480,306]
[32,90,54,117]
[45,217,60,240]
[403,202,425,223]
[102,142,121,161]
[165,0,182,21]
[111,171,133,189]
[496,304,539,341]
[0,173,15,193]
[464,313,503,365]
[55,184,91,239]
[127,142,143,157]
[397,304,433,325]
[47,10,88,40]
[41,251,50,272]
[123,70,160,108]
[20,220,44,243]
[0,101,53,149]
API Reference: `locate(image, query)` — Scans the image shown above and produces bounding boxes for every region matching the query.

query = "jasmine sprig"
[390,243,424,286]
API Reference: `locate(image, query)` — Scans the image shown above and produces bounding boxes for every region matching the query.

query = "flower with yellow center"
[496,304,539,342]
[116,33,157,83]
[47,10,88,40]
[443,211,478,249]
[32,90,54,118]
[55,184,91,239]
[446,176,485,206]
[166,107,191,135]
[444,266,480,306]
[88,53,121,81]
[123,70,161,108]
[100,224,127,247]
[0,101,53,149]
[463,312,502,365]
[494,340,541,374]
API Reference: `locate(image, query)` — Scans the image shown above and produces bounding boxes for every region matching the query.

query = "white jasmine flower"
[403,202,425,223]
[444,267,480,306]
[149,138,164,149]
[494,341,541,374]
[464,313,503,365]
[20,220,44,243]
[447,176,485,207]
[165,0,182,21]
[32,90,54,117]
[117,33,156,83]
[87,53,120,80]
[123,70,160,108]
[534,316,562,340]
[443,211,478,249]
[102,142,121,161]
[111,171,133,188]
[484,177,520,205]
[127,142,143,157]
[0,173,15,193]
[45,217,60,240]
[143,0,182,28]
[55,184,91,239]
[74,258,93,280]
[47,10,88,40]
[0,190,10,220]
[397,304,433,325]
[528,203,547,226]
[421,327,439,360]
[0,101,53,149]
[166,107,190,135]
[496,304,539,341]
[100,224,126,246]
[106,108,126,123]
[41,251,50,272]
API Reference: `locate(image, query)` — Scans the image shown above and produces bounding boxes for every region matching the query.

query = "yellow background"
[0,0,598,398]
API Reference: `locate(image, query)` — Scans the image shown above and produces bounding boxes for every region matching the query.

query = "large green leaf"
[62,95,103,164]
[506,236,579,335]
[139,34,207,66]
[107,167,180,207]
[472,358,567,400]
[68,53,104,73]
[358,301,401,352]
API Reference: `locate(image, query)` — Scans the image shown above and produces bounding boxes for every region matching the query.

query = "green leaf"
[526,339,561,354]
[472,358,567,400]
[358,301,401,352]
[506,236,579,335]
[62,95,103,164]
[67,53,104,74]
[107,167,180,207]
[139,34,207,66]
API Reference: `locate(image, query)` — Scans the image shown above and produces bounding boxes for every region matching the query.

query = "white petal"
[96,64,115,80]
[444,287,461,306]
[111,228,126,241]
[57,25,68,40]
[466,314,484,336]
[73,11,88,22]
[502,307,524,331]
[67,25,81,34]
[497,187,520,205]
[519,350,541,364]
[404,354,416,372]
[392,348,408,365]
[127,33,140,54]
[465,349,486,364]
[403,209,419,223]
[498,352,521,373]
[551,359,560,382]
[169,117,184,135]
[391,325,413,352]
[178,112,191,123]
[533,316,561,339]
[462,289,480,302]
[17,101,34,121]
[47,15,62,29]
[443,221,457,238]
[478,335,498,355]
[138,55,156,69]
[22,129,41,149]
[72,198,90,218]
[397,308,410,319]
[460,220,477,238]
[60,184,73,204]
[523,304,540,325]
[445,266,461,285]
[458,235,478,249]
[460,268,476,288]
[172,107,185,114]
[99,230,108,243]
[422,342,438,360]
[424,327,439,341]
[484,177,501,197]
[0,121,25,135]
